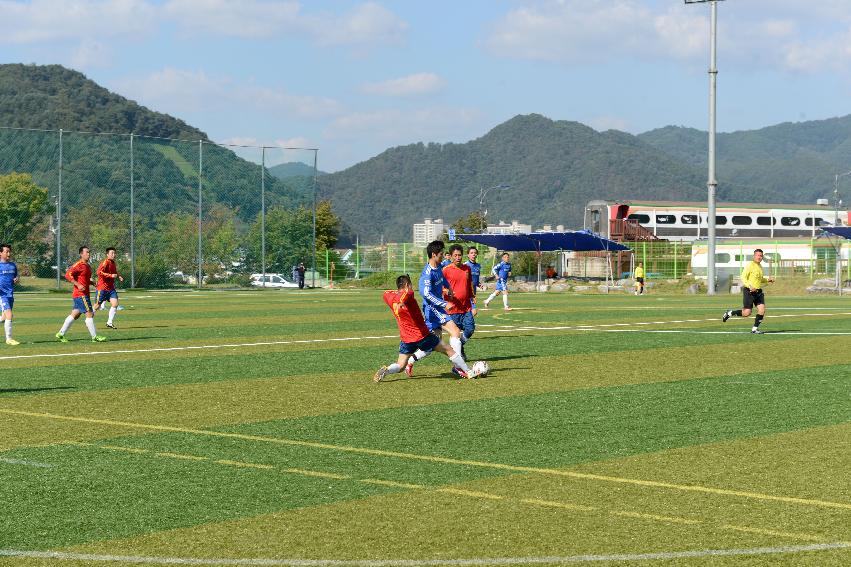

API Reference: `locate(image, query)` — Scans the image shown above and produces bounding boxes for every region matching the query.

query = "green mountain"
[269,162,326,179]
[0,64,309,223]
[318,114,737,242]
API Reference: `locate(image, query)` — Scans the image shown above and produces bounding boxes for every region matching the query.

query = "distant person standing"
[484,252,512,310]
[56,246,106,343]
[722,248,774,334]
[0,243,20,345]
[296,262,306,289]
[634,262,646,295]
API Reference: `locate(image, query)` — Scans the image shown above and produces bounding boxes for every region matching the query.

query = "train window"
[780,216,801,226]
[656,214,676,224]
[734,254,745,262]
[715,216,727,225]
[681,215,698,224]
[732,216,752,225]
[805,217,830,226]
[627,214,651,224]
[756,216,775,226]
[715,253,731,263]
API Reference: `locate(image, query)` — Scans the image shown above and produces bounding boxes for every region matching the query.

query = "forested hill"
[0,64,308,223]
[0,64,205,139]
[318,114,721,242]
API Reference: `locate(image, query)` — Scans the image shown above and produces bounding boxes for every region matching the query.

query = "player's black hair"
[426,240,445,259]
[396,274,412,289]
[0,243,10,253]
[449,243,463,254]
[501,251,510,258]
[754,248,764,254]
[468,246,478,253]
[79,246,89,254]
[106,247,116,254]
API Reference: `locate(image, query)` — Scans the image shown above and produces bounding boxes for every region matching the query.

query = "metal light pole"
[312,149,319,288]
[686,0,723,294]
[833,170,851,294]
[478,184,511,232]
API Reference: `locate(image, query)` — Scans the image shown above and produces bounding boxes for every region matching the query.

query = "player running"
[56,246,106,343]
[484,252,512,310]
[722,248,774,334]
[0,243,20,345]
[465,246,482,294]
[95,247,124,329]
[442,244,477,360]
[374,274,483,382]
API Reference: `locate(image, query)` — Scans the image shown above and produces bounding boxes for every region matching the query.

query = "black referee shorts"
[742,288,765,310]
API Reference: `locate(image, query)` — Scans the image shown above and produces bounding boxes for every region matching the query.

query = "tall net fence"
[0,126,318,287]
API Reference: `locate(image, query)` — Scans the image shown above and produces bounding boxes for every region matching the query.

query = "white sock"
[449,353,470,373]
[107,307,117,325]
[503,294,509,308]
[85,317,97,338]
[386,363,402,374]
[59,315,75,335]
[409,349,428,364]
[4,319,11,340]
[485,291,498,304]
[449,336,463,356]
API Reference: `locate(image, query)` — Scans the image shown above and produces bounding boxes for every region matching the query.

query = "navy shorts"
[495,278,508,291]
[73,295,94,313]
[0,295,12,311]
[399,333,440,355]
[449,311,475,339]
[423,303,450,331]
[95,289,118,304]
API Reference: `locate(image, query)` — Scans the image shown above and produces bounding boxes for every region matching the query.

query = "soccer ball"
[472,360,489,377]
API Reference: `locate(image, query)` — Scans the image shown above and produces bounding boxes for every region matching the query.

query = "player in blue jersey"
[407,240,467,377]
[439,250,451,268]
[484,252,512,310]
[464,246,482,295]
[0,244,20,345]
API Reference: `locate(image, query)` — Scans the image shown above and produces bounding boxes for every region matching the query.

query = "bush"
[134,256,172,289]
[337,271,415,289]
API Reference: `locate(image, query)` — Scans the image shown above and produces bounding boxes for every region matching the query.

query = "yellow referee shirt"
[741,261,769,290]
[634,266,645,279]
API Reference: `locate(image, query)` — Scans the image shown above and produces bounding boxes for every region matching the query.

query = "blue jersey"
[465,261,481,287]
[440,259,451,268]
[0,261,17,296]
[419,263,448,309]
[493,261,512,281]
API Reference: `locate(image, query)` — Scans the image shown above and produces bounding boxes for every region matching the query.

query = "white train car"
[585,200,849,242]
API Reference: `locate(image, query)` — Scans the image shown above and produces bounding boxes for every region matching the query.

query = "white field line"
[2,311,851,363]
[1,542,849,565]
[0,457,55,468]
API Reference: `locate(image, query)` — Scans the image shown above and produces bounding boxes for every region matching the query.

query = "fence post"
[403,242,407,274]
[325,248,330,282]
[129,133,135,288]
[673,241,678,279]
[261,147,266,288]
[56,128,63,289]
[387,244,392,272]
[197,140,203,288]
[810,238,814,279]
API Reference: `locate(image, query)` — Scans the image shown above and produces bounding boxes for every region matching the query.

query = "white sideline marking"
[0,457,55,468]
[1,543,849,565]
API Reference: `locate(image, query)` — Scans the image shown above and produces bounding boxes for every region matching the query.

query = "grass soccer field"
[0,289,849,566]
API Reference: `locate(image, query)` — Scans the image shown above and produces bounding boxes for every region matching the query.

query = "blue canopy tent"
[821,226,851,240]
[459,231,631,289]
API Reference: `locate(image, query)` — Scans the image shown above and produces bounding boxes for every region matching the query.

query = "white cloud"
[361,73,445,97]
[306,2,408,47]
[70,38,112,69]
[325,107,481,145]
[275,137,311,149]
[113,67,342,119]
[589,115,631,133]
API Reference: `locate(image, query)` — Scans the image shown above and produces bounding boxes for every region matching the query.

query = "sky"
[2,0,851,172]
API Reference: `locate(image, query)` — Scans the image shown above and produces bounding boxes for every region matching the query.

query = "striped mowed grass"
[0,289,849,566]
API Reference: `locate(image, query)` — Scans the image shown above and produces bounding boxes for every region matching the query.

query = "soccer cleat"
[483,301,489,309]
[92,335,107,342]
[5,338,20,346]
[373,366,389,383]
[404,361,414,378]
[106,323,116,329]
[451,366,469,379]
[722,310,731,323]
[751,328,764,335]
[99,302,107,311]
[55,332,68,343]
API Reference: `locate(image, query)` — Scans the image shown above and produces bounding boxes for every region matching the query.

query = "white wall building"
[413,218,447,246]
[486,220,532,235]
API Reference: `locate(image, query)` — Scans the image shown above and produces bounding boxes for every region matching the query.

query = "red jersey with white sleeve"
[96,259,118,291]
[383,288,429,343]
[66,261,92,298]
[442,263,475,314]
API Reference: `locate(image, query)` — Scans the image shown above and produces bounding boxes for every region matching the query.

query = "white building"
[413,218,447,246]
[486,220,532,235]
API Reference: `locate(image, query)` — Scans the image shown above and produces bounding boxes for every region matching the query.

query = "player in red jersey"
[442,243,477,360]
[374,274,481,382]
[56,246,106,343]
[96,247,124,329]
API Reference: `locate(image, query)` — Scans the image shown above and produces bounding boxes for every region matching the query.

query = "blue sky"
[2,0,851,171]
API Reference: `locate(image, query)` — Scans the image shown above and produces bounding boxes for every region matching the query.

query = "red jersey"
[442,263,475,314]
[66,261,92,298]
[383,289,429,343]
[96,259,118,291]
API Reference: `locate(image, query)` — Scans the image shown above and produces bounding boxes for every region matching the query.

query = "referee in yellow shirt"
[722,248,774,334]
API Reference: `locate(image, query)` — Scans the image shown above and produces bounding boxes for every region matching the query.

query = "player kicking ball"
[374,274,488,382]
[55,246,106,343]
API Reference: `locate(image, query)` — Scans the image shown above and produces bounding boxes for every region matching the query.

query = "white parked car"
[249,273,299,288]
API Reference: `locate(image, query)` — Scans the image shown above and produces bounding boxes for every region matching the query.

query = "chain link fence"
[0,126,319,288]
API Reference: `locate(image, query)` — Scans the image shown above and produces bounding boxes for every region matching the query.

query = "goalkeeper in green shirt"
[722,249,774,334]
